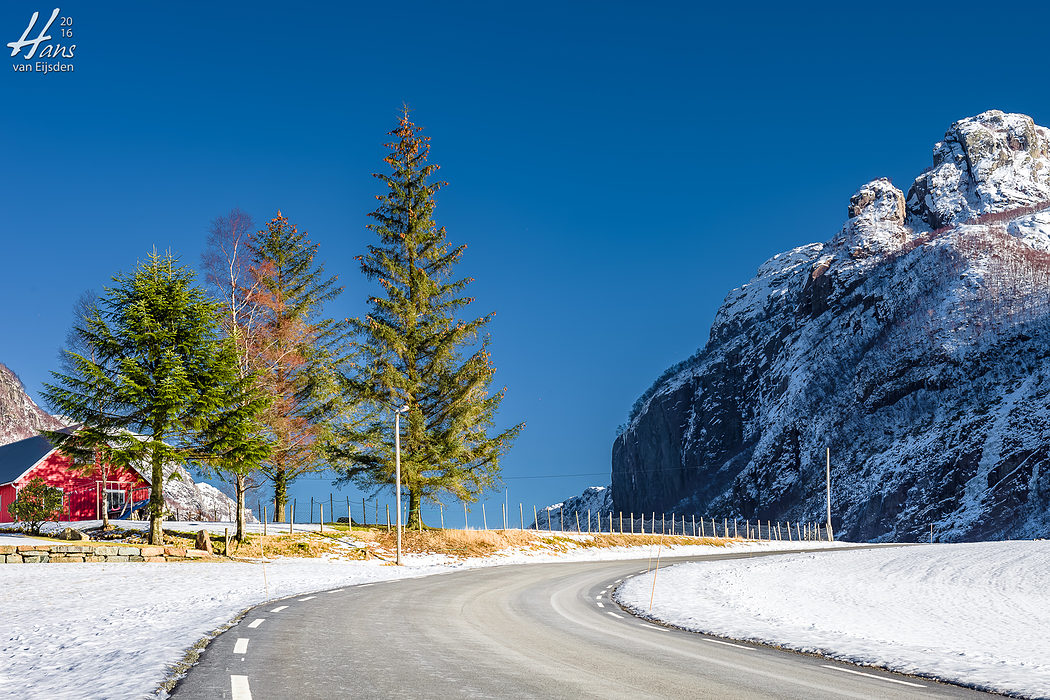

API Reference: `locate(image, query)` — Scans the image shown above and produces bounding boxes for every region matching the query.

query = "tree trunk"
[407,487,423,530]
[273,469,287,522]
[235,473,246,542]
[148,444,164,545]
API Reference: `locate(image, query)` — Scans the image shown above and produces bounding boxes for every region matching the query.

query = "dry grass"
[352,527,539,558]
[136,525,744,561]
[349,527,739,559]
[159,529,370,560]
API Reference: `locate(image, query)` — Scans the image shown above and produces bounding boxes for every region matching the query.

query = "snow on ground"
[0,537,842,699]
[615,541,1050,698]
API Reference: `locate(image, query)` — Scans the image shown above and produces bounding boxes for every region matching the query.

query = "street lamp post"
[394,404,408,566]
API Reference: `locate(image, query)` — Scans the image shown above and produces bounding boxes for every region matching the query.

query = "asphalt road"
[171,549,995,699]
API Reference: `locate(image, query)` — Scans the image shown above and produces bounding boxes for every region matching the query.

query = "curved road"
[172,550,993,699]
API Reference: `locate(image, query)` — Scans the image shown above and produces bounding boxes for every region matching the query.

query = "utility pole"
[394,405,408,565]
[826,447,834,542]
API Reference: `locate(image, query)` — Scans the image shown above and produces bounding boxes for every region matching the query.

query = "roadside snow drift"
[615,541,1050,698]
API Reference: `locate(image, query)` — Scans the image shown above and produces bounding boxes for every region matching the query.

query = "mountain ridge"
[613,110,1050,542]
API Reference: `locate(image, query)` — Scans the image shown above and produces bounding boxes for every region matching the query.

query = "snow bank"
[0,539,841,699]
[615,541,1050,698]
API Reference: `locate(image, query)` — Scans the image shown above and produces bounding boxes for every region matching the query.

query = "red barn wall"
[0,450,148,523]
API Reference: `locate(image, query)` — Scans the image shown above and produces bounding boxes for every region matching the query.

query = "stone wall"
[0,543,217,563]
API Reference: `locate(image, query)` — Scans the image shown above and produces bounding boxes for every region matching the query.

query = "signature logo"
[8,8,75,61]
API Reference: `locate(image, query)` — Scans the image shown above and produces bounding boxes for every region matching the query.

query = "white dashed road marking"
[606,612,624,619]
[270,605,288,613]
[247,619,264,629]
[703,638,753,651]
[594,595,602,600]
[299,596,316,601]
[231,675,252,700]
[821,665,926,688]
[233,638,249,654]
[596,602,605,608]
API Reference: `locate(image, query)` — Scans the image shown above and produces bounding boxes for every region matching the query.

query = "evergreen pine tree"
[246,212,352,522]
[43,251,269,544]
[337,109,523,527]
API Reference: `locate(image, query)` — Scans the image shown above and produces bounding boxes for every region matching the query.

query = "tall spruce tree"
[43,251,270,544]
[247,212,351,522]
[337,109,523,528]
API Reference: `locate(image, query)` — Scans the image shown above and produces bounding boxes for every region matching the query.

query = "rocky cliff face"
[613,111,1050,542]
[0,362,66,446]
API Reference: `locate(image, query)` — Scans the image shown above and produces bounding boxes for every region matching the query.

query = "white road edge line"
[606,611,624,619]
[642,624,670,632]
[820,665,926,688]
[299,596,316,601]
[233,638,249,654]
[359,583,374,587]
[703,638,754,651]
[231,675,252,700]
[330,589,345,593]
[246,619,264,629]
[270,606,288,612]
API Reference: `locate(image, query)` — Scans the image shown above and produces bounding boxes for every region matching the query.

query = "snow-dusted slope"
[531,485,613,531]
[0,363,66,446]
[615,542,1050,698]
[614,111,1050,542]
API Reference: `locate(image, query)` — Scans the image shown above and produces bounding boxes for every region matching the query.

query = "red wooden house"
[0,432,150,523]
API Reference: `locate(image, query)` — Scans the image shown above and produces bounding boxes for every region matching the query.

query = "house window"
[105,489,126,512]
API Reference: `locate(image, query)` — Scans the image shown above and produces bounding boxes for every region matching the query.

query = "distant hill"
[0,362,66,446]
[531,485,613,531]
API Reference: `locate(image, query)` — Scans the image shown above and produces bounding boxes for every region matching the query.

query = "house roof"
[0,434,59,486]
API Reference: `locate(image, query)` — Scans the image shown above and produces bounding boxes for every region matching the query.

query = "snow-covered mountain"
[531,485,613,531]
[614,110,1050,542]
[0,363,67,446]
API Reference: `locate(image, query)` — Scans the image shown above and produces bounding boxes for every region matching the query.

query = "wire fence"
[251,496,835,542]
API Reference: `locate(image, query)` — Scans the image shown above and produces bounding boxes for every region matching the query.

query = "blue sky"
[3,1,1049,524]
